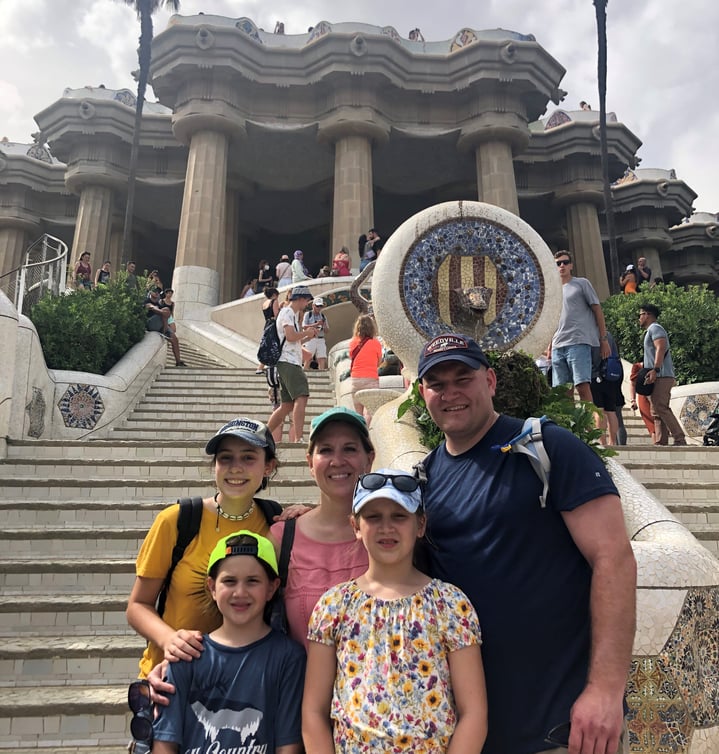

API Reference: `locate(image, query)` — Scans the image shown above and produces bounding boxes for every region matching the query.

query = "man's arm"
[590,303,611,359]
[643,332,668,386]
[561,494,637,754]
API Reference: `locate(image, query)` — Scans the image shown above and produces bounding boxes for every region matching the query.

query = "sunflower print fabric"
[308,578,481,753]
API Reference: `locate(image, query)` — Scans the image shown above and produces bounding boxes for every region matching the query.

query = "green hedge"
[603,282,719,385]
[30,277,146,374]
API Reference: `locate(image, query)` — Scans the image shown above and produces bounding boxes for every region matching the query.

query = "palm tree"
[593,0,620,294]
[120,0,181,263]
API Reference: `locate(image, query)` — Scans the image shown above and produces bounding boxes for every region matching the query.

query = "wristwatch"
[653,367,661,373]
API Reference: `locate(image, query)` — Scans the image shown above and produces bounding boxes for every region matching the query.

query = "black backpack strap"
[255,497,283,525]
[278,518,296,588]
[156,496,204,617]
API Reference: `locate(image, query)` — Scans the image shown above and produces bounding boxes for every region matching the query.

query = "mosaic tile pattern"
[659,587,719,728]
[626,657,692,753]
[307,21,332,45]
[57,383,104,430]
[235,17,261,42]
[400,217,544,349]
[545,110,572,130]
[381,26,401,42]
[680,393,719,437]
[113,89,136,108]
[450,28,478,52]
[25,387,46,438]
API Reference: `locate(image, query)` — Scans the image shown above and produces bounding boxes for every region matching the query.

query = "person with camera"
[302,297,329,370]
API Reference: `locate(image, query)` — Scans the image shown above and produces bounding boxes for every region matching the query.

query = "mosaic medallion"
[400,217,544,349]
[626,657,692,753]
[450,28,477,52]
[545,110,572,130]
[235,18,261,43]
[659,587,719,728]
[680,393,719,438]
[113,89,137,108]
[57,383,104,430]
[307,21,332,45]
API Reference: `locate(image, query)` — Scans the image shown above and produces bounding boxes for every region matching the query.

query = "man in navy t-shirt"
[417,333,636,754]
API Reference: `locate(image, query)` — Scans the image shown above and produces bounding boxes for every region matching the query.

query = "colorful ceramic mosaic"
[57,383,104,430]
[680,393,719,437]
[545,110,572,130]
[235,17,261,42]
[659,587,719,729]
[450,28,478,52]
[381,26,401,42]
[113,89,136,108]
[25,144,52,164]
[307,21,332,45]
[626,656,692,753]
[399,217,544,349]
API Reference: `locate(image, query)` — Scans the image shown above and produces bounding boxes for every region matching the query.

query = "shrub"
[30,277,146,374]
[603,282,719,384]
[397,350,609,460]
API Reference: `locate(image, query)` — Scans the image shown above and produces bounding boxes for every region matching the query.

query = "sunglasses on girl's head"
[356,472,422,494]
[128,679,153,743]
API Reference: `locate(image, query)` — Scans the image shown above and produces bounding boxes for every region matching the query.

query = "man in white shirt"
[302,297,329,370]
[266,286,320,442]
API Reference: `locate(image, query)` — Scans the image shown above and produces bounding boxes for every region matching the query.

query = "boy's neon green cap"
[207,530,279,576]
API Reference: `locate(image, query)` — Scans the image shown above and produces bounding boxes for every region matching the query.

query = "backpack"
[257,318,286,367]
[414,416,553,509]
[156,495,283,617]
[268,518,296,633]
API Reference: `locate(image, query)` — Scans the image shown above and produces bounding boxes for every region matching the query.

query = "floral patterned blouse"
[307,578,482,753]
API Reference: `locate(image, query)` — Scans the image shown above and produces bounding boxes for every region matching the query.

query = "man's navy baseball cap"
[417,333,490,379]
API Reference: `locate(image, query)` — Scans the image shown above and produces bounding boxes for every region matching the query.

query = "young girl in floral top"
[302,470,487,754]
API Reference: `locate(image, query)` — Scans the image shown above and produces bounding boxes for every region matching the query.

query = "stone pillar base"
[172,265,220,321]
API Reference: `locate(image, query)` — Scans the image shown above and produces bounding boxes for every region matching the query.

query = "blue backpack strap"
[494,416,551,508]
[157,496,204,617]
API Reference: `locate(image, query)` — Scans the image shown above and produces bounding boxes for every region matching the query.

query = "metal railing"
[0,234,68,315]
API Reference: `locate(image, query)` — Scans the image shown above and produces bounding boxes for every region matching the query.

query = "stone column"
[565,201,610,300]
[319,116,390,271]
[475,140,520,215]
[458,103,530,217]
[108,226,124,276]
[222,189,239,304]
[332,134,374,269]
[71,184,113,264]
[0,225,29,277]
[173,129,229,320]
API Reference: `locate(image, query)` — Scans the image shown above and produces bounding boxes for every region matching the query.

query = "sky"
[1,0,717,212]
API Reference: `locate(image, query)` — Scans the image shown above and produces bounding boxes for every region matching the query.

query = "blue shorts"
[551,344,592,387]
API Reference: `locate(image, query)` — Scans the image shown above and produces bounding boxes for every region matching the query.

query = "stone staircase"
[1,348,717,751]
[614,416,719,559]
[0,343,334,752]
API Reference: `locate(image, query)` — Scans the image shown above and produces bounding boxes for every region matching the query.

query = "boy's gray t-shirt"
[552,277,601,348]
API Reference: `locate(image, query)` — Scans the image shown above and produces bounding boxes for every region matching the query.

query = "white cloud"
[0,0,716,210]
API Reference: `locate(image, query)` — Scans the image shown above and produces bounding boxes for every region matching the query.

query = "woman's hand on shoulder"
[162,628,204,664]
[274,504,313,521]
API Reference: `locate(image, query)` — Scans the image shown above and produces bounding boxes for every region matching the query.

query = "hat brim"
[206,429,273,456]
[418,352,489,379]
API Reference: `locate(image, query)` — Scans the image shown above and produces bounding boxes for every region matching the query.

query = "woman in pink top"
[270,407,374,648]
[348,314,383,425]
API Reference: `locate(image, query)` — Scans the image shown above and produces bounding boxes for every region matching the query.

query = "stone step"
[0,594,129,636]
[0,557,135,592]
[641,481,719,502]
[3,439,317,461]
[619,462,719,481]
[1,457,308,478]
[0,478,315,501]
[0,634,144,687]
[0,684,129,749]
[119,405,334,424]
